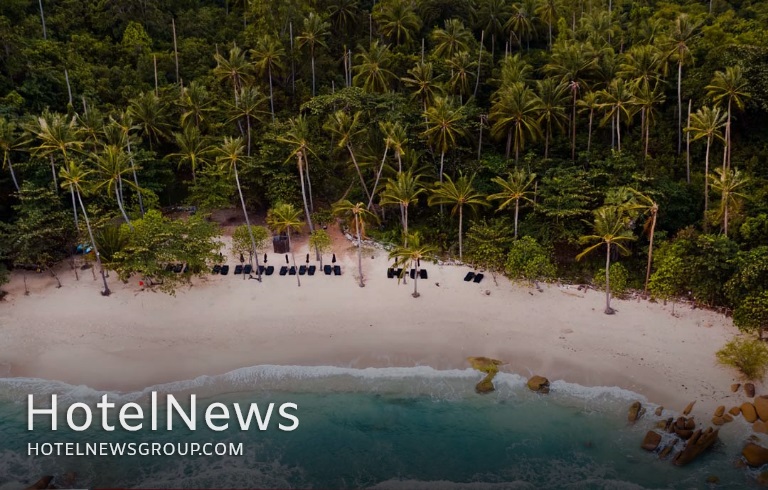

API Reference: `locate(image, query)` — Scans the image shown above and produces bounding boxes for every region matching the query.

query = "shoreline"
[0,233,752,418]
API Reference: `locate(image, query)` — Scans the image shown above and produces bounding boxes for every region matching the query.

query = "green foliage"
[505,236,557,283]
[649,255,686,303]
[308,229,332,256]
[733,291,768,337]
[464,218,514,272]
[231,225,270,260]
[716,337,768,381]
[594,262,630,298]
[186,165,235,211]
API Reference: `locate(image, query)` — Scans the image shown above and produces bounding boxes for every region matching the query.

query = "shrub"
[733,291,768,339]
[505,236,557,283]
[594,262,629,298]
[716,337,768,381]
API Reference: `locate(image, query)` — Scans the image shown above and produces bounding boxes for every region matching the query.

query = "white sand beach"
[0,228,749,417]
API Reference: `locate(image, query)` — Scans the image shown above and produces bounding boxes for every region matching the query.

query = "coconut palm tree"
[576,206,635,315]
[499,53,533,85]
[168,124,215,184]
[30,110,83,189]
[431,18,474,58]
[505,1,536,50]
[631,81,666,159]
[666,14,701,155]
[401,61,443,113]
[446,51,477,100]
[618,44,665,89]
[59,161,110,296]
[323,110,372,203]
[93,144,139,229]
[598,78,635,152]
[535,0,559,49]
[353,40,397,93]
[373,0,422,46]
[213,45,252,104]
[328,0,361,38]
[379,170,425,246]
[332,200,377,287]
[250,35,285,122]
[686,106,726,221]
[705,65,751,171]
[422,97,468,184]
[709,167,749,237]
[489,82,542,165]
[266,203,304,286]
[127,92,171,149]
[370,121,408,210]
[110,111,145,216]
[388,232,436,298]
[179,81,215,130]
[226,86,267,156]
[621,188,659,298]
[475,0,511,58]
[576,90,599,157]
[535,78,569,159]
[428,173,489,260]
[297,12,330,96]
[217,136,262,281]
[0,117,23,191]
[278,116,316,234]
[487,169,536,239]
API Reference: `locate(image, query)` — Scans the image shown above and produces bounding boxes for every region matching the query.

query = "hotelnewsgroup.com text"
[27,441,244,457]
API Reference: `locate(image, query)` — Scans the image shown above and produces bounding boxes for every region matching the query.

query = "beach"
[0,229,747,417]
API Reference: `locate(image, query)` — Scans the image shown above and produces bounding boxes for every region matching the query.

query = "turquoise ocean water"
[0,366,762,489]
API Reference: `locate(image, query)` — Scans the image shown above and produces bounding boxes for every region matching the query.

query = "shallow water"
[0,366,761,489]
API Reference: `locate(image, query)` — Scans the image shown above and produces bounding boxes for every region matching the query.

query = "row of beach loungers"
[211,264,342,276]
[165,263,189,273]
[387,268,428,280]
[463,271,485,283]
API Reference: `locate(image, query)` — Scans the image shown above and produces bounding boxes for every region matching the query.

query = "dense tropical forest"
[0,0,767,331]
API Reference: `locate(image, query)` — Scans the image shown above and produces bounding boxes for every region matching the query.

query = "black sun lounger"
[243,264,252,275]
[279,266,288,276]
[183,264,189,273]
[394,268,403,277]
[299,265,307,275]
[324,265,332,275]
[464,271,475,282]
[173,263,184,273]
[333,265,342,275]
[220,265,230,275]
[166,264,175,272]
[258,265,265,274]
[409,269,416,279]
[234,265,243,275]
[308,265,316,275]
[265,266,274,275]
[289,266,297,275]
[473,273,484,283]
[387,268,394,279]
[419,269,428,279]
[212,265,221,274]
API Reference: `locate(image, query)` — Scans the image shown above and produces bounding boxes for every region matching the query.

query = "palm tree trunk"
[724,198,729,237]
[396,151,402,173]
[505,129,512,159]
[458,205,463,260]
[477,117,483,162]
[355,215,364,287]
[69,185,79,229]
[115,185,133,229]
[246,116,252,157]
[311,54,316,96]
[76,190,110,296]
[544,123,550,159]
[403,205,408,247]
[268,64,275,122]
[288,229,300,286]
[126,140,144,216]
[677,60,682,155]
[604,244,613,314]
[234,163,263,281]
[643,211,656,298]
[412,259,419,297]
[474,31,484,97]
[587,109,593,156]
[616,112,621,152]
[297,153,315,234]
[49,155,57,188]
[304,151,314,213]
[644,116,650,158]
[704,134,711,223]
[5,155,19,191]
[685,99,691,184]
[38,0,46,39]
[369,145,388,210]
[726,99,732,171]
[571,91,577,161]
[514,198,519,239]
[348,143,372,204]
[438,151,445,181]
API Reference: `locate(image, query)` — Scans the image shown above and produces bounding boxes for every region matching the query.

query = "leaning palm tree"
[323,110,371,203]
[685,106,725,221]
[576,206,635,315]
[110,111,145,216]
[388,232,437,298]
[296,12,330,96]
[278,116,316,234]
[93,144,138,229]
[621,188,659,298]
[576,90,600,156]
[59,161,110,296]
[709,167,749,237]
[369,120,406,210]
[487,169,536,239]
[250,34,285,122]
[217,136,262,281]
[266,203,304,286]
[333,200,377,287]
[226,86,267,156]
[379,170,425,247]
[705,66,750,171]
[428,173,489,261]
[0,117,23,191]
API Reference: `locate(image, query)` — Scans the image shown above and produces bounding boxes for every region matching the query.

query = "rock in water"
[475,374,495,394]
[659,441,676,459]
[467,357,503,373]
[730,406,742,416]
[628,401,645,422]
[754,420,768,434]
[527,375,550,394]
[673,428,719,466]
[674,428,694,440]
[641,431,662,451]
[742,403,759,423]
[683,401,696,415]
[743,443,768,467]
[755,396,768,422]
[731,383,741,393]
[654,406,664,416]
[714,406,725,417]
[685,417,696,430]
[24,476,53,490]
[711,416,725,426]
[746,383,756,398]
[723,413,734,423]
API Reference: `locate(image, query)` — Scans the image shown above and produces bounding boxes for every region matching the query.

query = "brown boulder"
[675,417,687,430]
[746,383,756,397]
[743,442,768,467]
[685,417,696,430]
[641,431,662,451]
[654,406,664,417]
[527,375,550,394]
[628,401,645,422]
[683,401,696,415]
[743,403,759,423]
[756,396,768,422]
[714,406,725,417]
[475,375,495,394]
[659,441,677,459]
[673,428,719,466]
[723,413,734,423]
[731,383,741,393]
[755,420,768,434]
[730,406,742,416]
[674,428,694,440]
[758,471,768,487]
[712,416,725,426]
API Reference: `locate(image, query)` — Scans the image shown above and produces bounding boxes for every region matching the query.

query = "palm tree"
[59,161,110,296]
[489,82,542,165]
[127,92,171,149]
[0,117,23,191]
[621,188,659,298]
[250,35,285,121]
[226,86,267,156]
[618,44,665,89]
[110,111,145,216]
[431,18,474,58]
[535,0,559,49]
[323,110,372,203]
[475,0,511,58]
[373,0,422,46]
[353,40,397,93]
[666,14,701,155]
[297,12,330,96]
[333,200,377,287]
[499,53,533,86]
[428,173,489,260]
[576,90,599,156]
[598,78,634,152]
[217,136,262,281]
[213,45,252,104]
[328,0,360,40]
[179,81,214,130]
[266,203,304,286]
[30,111,82,188]
[686,106,726,221]
[388,232,436,298]
[487,169,536,239]
[505,1,536,50]
[706,65,751,171]
[631,81,666,158]
[402,61,443,113]
[93,144,138,229]
[422,97,468,184]
[168,124,215,184]
[576,206,635,315]
[278,116,316,234]
[379,170,425,246]
[709,167,749,237]
[370,121,408,210]
[535,78,569,159]
[446,51,477,99]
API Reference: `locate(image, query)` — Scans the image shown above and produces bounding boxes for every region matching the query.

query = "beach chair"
[173,263,183,273]
[473,273,484,283]
[289,266,297,275]
[183,264,189,273]
[308,265,316,276]
[387,268,394,279]
[279,266,288,276]
[419,269,428,280]
[220,265,230,275]
[324,265,332,275]
[464,271,475,282]
[333,265,342,275]
[258,265,265,274]
[165,264,175,272]
[212,265,221,274]
[409,269,416,279]
[234,265,243,275]
[265,266,274,276]
[243,264,252,275]
[394,268,403,277]
[299,265,307,275]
